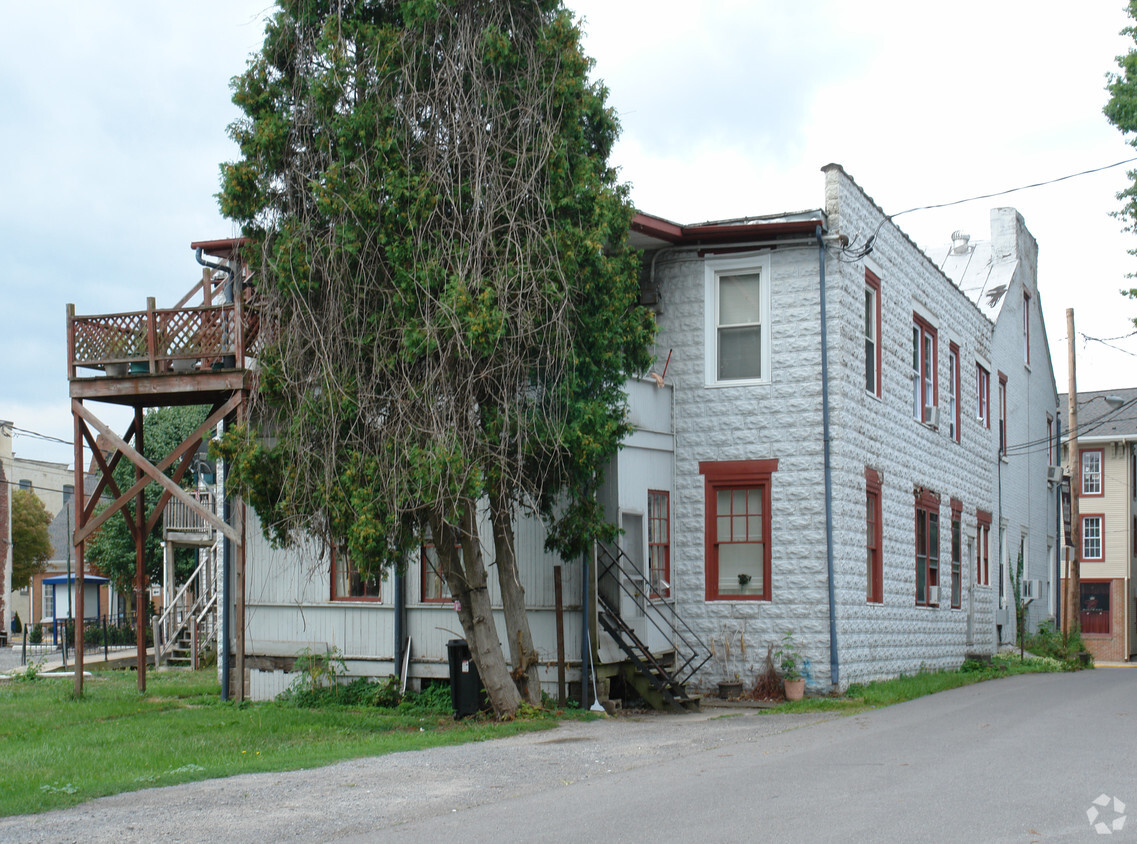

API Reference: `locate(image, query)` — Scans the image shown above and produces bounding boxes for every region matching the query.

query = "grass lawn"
[763,652,1084,715]
[0,668,558,818]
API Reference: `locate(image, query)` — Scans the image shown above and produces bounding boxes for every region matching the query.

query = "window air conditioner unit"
[1046,465,1063,484]
[1022,579,1041,601]
[926,405,939,428]
[927,585,940,605]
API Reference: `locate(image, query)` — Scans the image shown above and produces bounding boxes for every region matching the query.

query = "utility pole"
[1063,308,1080,641]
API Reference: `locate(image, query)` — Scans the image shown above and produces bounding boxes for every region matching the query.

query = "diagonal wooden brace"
[72,395,243,545]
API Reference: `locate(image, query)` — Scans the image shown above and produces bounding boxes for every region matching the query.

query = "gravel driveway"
[0,702,838,843]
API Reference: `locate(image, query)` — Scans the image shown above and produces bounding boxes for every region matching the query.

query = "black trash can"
[446,638,486,718]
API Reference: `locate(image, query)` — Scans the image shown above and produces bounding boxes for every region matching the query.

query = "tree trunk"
[490,486,541,706]
[432,504,521,718]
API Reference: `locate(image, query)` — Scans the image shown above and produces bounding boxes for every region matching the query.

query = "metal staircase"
[155,492,219,668]
[595,542,710,712]
[155,554,218,667]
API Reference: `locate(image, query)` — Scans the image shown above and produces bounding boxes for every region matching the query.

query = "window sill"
[705,378,770,389]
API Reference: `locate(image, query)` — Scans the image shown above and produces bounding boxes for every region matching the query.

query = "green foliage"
[774,630,802,681]
[217,0,654,576]
[28,624,43,645]
[11,660,45,682]
[11,489,52,590]
[86,406,210,601]
[1105,0,1137,301]
[1024,620,1092,666]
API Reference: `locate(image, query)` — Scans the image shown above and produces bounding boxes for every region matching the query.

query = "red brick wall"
[1074,578,1128,663]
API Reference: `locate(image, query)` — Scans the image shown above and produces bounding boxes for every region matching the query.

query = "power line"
[8,426,72,446]
[889,157,1137,219]
[838,157,1137,263]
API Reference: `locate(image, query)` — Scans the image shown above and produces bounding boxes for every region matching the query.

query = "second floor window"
[864,269,881,396]
[912,316,937,423]
[1082,450,1103,496]
[705,254,771,386]
[948,344,960,442]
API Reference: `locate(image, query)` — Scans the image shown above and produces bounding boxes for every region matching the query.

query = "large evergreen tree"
[217,0,652,715]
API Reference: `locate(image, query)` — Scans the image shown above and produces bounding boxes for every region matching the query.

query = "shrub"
[1024,621,1091,665]
[28,624,43,645]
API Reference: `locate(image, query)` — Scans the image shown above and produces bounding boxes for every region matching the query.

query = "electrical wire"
[8,426,71,446]
[837,157,1137,263]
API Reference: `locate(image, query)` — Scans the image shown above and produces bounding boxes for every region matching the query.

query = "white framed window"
[704,253,772,386]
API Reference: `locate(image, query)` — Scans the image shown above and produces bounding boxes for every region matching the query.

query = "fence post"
[103,615,109,661]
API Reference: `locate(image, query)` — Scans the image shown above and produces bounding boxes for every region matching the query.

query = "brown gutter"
[631,213,823,245]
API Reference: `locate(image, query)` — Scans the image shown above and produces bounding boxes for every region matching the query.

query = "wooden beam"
[78,417,137,544]
[72,398,242,545]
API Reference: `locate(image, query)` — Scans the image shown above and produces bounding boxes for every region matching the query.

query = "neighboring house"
[1059,388,1137,662]
[27,492,114,640]
[927,210,1061,641]
[10,462,94,631]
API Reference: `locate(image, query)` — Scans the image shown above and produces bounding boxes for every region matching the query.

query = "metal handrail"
[155,555,213,664]
[596,542,711,686]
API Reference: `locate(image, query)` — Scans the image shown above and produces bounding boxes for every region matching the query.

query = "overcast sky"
[3,1,1135,466]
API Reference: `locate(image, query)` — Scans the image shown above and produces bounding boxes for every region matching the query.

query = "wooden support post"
[1063,308,1081,641]
[73,406,85,696]
[135,405,146,692]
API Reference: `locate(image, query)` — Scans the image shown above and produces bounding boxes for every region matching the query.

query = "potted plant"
[775,630,805,701]
[737,573,752,589]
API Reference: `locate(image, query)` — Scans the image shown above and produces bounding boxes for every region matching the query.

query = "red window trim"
[1080,448,1104,498]
[647,489,671,599]
[948,343,961,443]
[976,509,991,586]
[912,315,938,423]
[700,459,778,601]
[949,498,962,609]
[420,543,455,603]
[865,269,882,398]
[331,546,381,602]
[1081,513,1105,561]
[914,487,941,606]
[866,467,883,604]
[976,364,991,429]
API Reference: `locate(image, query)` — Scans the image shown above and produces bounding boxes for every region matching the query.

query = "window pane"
[718,542,763,594]
[718,326,761,380]
[865,338,875,392]
[732,489,747,514]
[733,515,747,539]
[719,273,761,324]
[748,515,763,539]
[717,516,731,541]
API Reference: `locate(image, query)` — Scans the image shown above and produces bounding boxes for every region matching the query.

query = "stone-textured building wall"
[651,165,1001,692]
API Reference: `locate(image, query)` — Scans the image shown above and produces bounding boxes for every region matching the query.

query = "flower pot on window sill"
[717,680,744,700]
[783,678,805,701]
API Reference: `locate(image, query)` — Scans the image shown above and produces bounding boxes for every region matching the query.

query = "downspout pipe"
[1054,418,1062,632]
[818,225,840,690]
[394,567,405,681]
[195,248,237,368]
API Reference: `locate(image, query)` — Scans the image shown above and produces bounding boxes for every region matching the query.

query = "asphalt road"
[3,668,1134,843]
